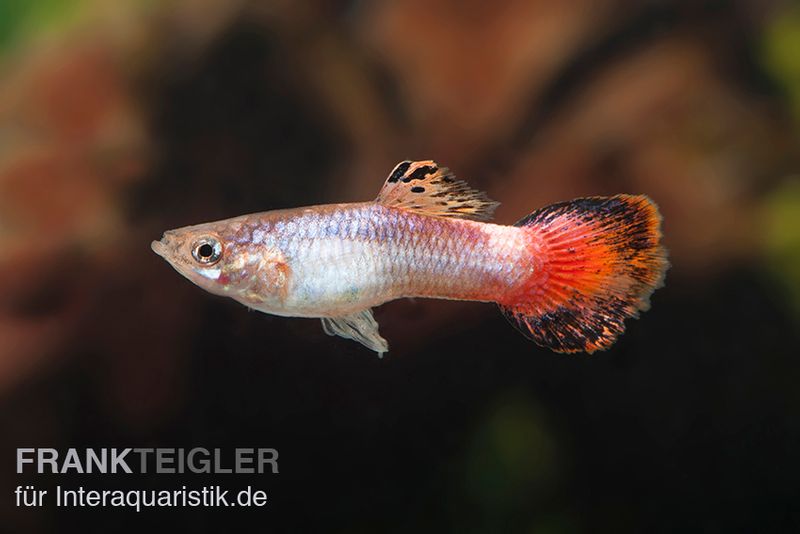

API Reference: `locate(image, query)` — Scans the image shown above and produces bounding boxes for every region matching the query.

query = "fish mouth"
[151,239,168,258]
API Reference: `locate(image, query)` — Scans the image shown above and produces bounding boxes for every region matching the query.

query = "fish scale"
[241,203,526,317]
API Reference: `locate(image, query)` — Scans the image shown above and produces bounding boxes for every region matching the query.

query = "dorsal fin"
[375,160,499,221]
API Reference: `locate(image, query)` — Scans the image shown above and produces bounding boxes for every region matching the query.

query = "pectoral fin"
[321,308,388,357]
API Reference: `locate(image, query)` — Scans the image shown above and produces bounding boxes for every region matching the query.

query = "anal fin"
[321,308,388,357]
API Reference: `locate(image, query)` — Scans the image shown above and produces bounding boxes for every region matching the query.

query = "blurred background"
[1,0,799,532]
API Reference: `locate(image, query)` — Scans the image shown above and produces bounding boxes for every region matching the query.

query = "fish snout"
[151,230,179,258]
[151,239,167,258]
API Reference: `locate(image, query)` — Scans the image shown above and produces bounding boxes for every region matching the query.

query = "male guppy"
[152,160,668,355]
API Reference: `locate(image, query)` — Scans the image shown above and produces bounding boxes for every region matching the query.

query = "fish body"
[153,160,668,355]
[172,203,527,315]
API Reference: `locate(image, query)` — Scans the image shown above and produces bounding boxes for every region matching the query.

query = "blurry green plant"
[763,4,800,121]
[465,393,556,502]
[762,178,800,319]
[457,392,578,533]
[0,0,85,54]
[762,6,800,319]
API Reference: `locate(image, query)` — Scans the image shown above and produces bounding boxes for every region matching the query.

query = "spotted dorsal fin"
[375,160,499,221]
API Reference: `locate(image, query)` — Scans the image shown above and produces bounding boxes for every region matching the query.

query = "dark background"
[1,1,799,532]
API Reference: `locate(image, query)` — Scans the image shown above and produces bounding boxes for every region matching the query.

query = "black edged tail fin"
[499,195,668,353]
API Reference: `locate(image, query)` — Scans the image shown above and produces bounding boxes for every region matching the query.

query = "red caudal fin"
[499,195,668,353]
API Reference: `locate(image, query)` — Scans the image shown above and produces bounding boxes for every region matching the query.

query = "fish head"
[151,220,280,300]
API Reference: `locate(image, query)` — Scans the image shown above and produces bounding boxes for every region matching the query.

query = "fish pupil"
[198,243,214,258]
[192,238,221,264]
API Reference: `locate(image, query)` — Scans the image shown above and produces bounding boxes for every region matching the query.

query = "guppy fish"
[152,160,667,356]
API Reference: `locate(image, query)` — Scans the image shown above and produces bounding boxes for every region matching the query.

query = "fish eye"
[191,237,222,264]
